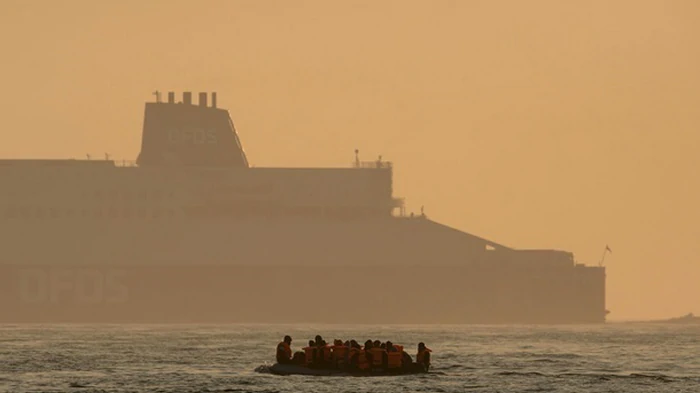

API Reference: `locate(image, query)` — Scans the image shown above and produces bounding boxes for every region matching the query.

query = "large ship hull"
[0,185,605,324]
[0,217,605,324]
[0,93,607,324]
[0,264,604,324]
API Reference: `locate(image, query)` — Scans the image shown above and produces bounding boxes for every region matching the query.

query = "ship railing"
[114,160,138,167]
[352,160,393,169]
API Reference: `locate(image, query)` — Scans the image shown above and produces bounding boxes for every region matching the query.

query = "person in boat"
[384,341,405,370]
[331,339,349,369]
[303,340,316,366]
[310,335,327,367]
[357,340,373,369]
[276,335,293,364]
[369,341,388,370]
[416,342,432,371]
[319,339,331,367]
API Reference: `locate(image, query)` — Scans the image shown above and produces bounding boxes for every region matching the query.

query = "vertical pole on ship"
[598,245,612,267]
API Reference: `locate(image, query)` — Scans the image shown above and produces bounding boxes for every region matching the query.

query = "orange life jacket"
[387,351,403,369]
[277,341,292,361]
[303,346,316,365]
[369,347,386,367]
[356,349,370,370]
[332,345,348,364]
[416,347,432,365]
[321,345,331,362]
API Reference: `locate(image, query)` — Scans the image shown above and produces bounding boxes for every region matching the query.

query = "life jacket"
[356,349,370,370]
[416,347,432,366]
[369,347,387,368]
[387,351,403,369]
[332,345,349,365]
[303,346,316,365]
[320,345,331,362]
[276,342,292,361]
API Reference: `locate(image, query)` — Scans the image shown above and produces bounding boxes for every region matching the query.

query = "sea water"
[1,323,698,392]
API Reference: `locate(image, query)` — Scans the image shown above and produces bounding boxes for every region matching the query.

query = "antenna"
[86,154,91,160]
[354,149,360,167]
[153,90,161,103]
[105,153,110,161]
[598,244,612,266]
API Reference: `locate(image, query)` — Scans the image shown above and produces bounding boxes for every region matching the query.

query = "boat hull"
[258,363,427,377]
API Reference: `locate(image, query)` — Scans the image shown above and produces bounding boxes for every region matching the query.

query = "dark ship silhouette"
[0,92,607,324]
[652,313,699,324]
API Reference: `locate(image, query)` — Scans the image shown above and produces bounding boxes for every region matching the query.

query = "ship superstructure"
[0,92,607,323]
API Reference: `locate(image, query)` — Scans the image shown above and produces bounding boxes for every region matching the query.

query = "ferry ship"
[0,92,607,323]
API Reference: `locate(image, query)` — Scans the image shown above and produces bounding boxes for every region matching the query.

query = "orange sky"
[1,0,699,320]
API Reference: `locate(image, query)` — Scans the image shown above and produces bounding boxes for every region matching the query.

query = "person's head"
[418,342,426,351]
[344,340,350,347]
[386,341,393,350]
[364,340,373,349]
[373,340,381,347]
[308,340,315,347]
[315,335,323,344]
[284,335,292,344]
[350,340,359,348]
[380,343,386,349]
[334,339,342,346]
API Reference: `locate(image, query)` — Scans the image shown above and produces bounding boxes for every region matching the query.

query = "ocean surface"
[1,323,698,393]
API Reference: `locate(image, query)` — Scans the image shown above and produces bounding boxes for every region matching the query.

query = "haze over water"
[2,0,698,320]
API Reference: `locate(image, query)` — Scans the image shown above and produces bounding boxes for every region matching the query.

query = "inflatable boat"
[256,363,428,377]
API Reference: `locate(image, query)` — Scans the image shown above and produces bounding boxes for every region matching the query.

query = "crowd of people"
[276,335,432,372]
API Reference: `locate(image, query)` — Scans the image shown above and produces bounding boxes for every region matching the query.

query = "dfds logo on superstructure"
[17,268,129,304]
[168,128,218,144]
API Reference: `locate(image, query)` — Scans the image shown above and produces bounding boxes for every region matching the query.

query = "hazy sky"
[2,0,699,320]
